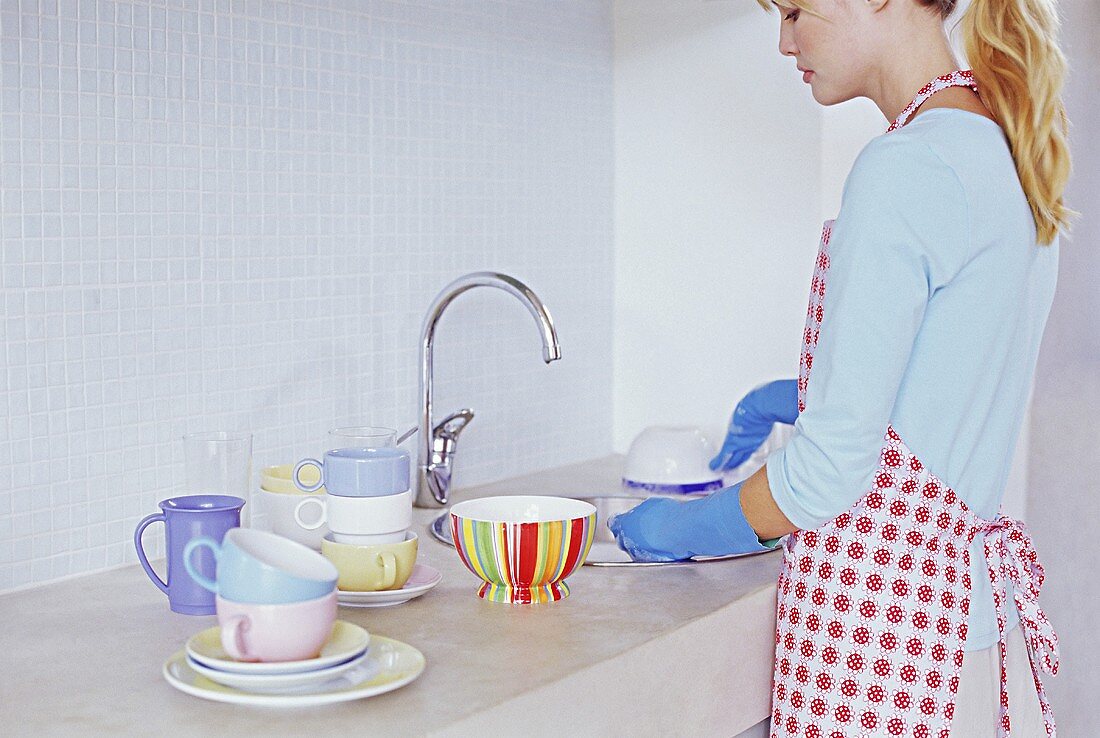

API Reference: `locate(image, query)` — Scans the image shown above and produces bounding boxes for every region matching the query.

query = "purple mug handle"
[134,512,169,595]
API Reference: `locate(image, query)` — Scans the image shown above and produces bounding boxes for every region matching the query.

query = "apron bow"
[979,515,1060,676]
[977,516,1059,736]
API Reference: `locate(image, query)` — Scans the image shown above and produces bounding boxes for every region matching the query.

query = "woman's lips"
[803,70,814,83]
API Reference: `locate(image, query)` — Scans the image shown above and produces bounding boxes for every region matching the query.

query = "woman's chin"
[810,84,856,108]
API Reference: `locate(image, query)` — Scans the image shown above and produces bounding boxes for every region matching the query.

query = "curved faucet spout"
[416,272,561,507]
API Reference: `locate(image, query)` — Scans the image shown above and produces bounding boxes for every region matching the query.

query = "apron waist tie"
[979,515,1059,737]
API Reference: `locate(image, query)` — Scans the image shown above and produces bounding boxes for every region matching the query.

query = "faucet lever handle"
[434,408,475,440]
[425,409,475,506]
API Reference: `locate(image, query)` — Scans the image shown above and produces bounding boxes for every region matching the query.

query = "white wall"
[0,0,615,591]
[1028,0,1100,731]
[613,0,823,453]
[818,99,881,222]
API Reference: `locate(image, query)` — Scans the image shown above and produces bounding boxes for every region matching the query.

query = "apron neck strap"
[887,69,979,132]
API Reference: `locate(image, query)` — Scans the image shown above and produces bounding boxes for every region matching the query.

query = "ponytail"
[960,0,1073,245]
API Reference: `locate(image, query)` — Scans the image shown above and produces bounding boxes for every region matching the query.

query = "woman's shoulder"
[847,111,1009,196]
[871,109,1008,169]
[836,129,971,268]
[843,130,963,205]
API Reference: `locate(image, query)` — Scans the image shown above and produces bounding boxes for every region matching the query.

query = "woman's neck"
[911,85,998,123]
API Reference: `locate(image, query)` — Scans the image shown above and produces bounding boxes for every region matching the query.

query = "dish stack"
[163,624,424,708]
[182,619,372,694]
[165,526,426,705]
[182,527,342,661]
[165,621,427,706]
[293,448,441,608]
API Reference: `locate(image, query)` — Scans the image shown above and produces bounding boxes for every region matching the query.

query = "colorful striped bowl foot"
[477,581,570,605]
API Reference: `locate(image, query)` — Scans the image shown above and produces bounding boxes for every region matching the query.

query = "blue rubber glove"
[607,483,780,562]
[709,379,799,472]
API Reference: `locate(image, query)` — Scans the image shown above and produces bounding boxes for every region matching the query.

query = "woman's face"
[775,0,875,106]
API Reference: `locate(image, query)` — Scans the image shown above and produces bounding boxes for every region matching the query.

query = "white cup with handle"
[256,488,329,550]
[294,489,412,545]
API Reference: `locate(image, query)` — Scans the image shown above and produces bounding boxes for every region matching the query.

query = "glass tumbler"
[328,426,397,450]
[183,431,253,524]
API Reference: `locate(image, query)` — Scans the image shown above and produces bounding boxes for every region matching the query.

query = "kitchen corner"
[0,455,781,736]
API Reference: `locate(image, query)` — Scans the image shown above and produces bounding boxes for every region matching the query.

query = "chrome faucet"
[415,272,562,508]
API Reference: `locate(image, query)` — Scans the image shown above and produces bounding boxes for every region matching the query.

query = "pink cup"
[216,591,337,662]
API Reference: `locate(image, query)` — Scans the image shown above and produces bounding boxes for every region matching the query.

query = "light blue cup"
[294,447,410,498]
[183,527,338,604]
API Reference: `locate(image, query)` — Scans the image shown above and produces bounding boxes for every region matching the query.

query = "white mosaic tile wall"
[0,0,614,591]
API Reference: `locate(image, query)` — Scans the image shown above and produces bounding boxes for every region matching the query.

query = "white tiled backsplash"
[0,0,613,591]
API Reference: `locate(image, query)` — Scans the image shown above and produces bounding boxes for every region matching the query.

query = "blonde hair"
[756,0,1074,245]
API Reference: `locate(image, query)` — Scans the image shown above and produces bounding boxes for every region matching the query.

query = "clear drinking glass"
[183,431,254,523]
[328,426,398,449]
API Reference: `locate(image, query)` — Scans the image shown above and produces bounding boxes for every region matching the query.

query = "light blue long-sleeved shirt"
[766,108,1059,651]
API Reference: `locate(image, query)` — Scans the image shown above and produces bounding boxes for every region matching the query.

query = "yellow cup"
[321,532,418,592]
[260,464,324,495]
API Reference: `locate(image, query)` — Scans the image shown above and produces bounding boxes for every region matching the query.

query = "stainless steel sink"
[428,495,782,567]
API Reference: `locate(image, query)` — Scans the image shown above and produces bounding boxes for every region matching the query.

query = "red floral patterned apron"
[772,71,1059,738]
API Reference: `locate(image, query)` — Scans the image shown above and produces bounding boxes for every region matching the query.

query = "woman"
[609,0,1072,735]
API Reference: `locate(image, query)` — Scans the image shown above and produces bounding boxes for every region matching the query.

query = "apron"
[772,70,1060,738]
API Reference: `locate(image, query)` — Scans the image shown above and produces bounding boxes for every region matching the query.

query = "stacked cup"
[183,528,340,662]
[254,463,330,550]
[293,448,418,593]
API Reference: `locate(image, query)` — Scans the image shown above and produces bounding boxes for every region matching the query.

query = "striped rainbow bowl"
[450,496,596,604]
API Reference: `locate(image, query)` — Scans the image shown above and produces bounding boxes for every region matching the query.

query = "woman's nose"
[779,25,798,57]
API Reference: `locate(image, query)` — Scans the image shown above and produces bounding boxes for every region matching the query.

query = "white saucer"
[336,564,442,608]
[186,620,369,675]
[164,636,425,706]
[185,650,370,693]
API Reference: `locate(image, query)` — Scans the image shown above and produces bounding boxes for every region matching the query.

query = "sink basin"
[429,495,782,567]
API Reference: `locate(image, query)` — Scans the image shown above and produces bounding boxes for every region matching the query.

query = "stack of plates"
[163,621,425,706]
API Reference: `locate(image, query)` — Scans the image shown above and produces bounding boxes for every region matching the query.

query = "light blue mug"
[183,528,338,605]
[294,447,410,498]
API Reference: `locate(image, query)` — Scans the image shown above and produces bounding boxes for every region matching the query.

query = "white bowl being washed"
[622,425,724,495]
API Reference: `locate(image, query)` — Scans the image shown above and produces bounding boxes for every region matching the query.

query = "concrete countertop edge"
[429,582,780,737]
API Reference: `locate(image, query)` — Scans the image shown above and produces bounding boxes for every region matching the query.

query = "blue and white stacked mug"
[292,448,412,545]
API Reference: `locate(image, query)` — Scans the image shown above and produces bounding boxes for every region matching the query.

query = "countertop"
[0,455,782,737]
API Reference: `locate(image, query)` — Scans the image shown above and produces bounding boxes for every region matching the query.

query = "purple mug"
[134,495,246,615]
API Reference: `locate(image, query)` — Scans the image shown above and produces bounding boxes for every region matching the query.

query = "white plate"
[337,564,442,608]
[164,636,425,707]
[186,620,369,675]
[185,650,370,693]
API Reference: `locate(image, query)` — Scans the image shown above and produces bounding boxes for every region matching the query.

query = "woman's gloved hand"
[709,379,799,472]
[607,484,779,562]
